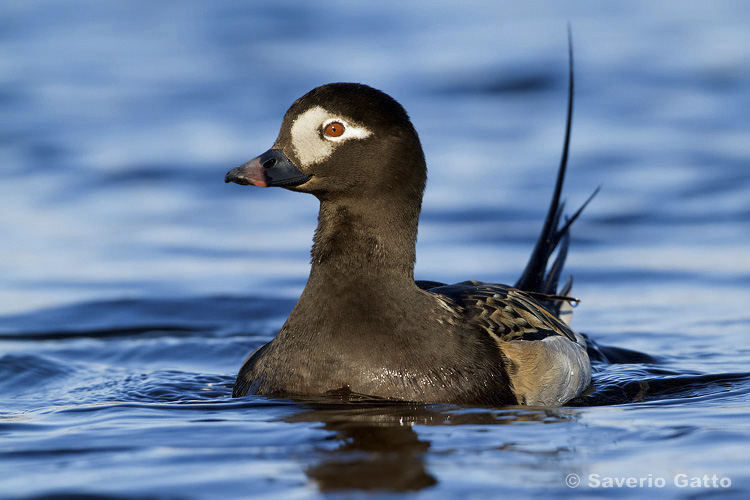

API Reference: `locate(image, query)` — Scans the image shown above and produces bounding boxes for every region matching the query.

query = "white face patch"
[289,106,372,168]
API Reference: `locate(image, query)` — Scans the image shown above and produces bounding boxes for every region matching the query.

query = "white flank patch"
[290,106,372,168]
[535,336,591,405]
[502,335,591,406]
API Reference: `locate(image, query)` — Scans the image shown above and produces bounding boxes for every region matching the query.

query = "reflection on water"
[287,400,578,492]
[297,403,438,491]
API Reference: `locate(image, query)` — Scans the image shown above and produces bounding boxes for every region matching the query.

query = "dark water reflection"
[288,400,577,492]
[294,403,441,491]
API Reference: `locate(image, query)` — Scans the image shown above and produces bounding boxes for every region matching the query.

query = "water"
[1,1,749,498]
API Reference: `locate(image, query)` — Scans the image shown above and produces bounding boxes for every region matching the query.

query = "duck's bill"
[225,149,311,188]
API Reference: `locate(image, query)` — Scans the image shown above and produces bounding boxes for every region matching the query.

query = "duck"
[225,49,596,406]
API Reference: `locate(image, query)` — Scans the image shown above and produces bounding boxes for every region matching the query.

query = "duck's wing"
[425,280,590,405]
[424,280,582,345]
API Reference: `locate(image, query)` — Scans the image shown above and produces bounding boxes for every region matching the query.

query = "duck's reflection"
[284,397,577,492]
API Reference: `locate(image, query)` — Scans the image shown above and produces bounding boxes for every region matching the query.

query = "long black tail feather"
[514,28,597,313]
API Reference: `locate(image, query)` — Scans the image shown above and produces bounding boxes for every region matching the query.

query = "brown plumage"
[225,39,594,406]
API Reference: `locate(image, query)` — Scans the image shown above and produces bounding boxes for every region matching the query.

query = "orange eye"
[324,121,345,137]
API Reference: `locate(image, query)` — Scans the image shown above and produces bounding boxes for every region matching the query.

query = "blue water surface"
[1,1,750,499]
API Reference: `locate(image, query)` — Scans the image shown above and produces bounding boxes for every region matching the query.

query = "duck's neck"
[309,197,420,288]
[284,196,445,347]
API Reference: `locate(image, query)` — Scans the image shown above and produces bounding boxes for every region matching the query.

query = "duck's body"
[227,52,593,405]
[235,278,590,405]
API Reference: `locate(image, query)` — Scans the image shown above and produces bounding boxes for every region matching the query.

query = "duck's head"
[226,83,426,204]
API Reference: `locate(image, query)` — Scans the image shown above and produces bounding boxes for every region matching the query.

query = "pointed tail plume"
[514,27,598,315]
